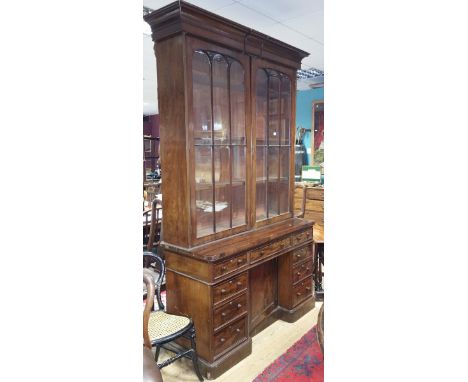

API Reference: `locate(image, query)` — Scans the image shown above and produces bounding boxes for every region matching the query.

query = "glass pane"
[232,146,246,227]
[192,51,212,145]
[279,147,290,214]
[256,181,267,221]
[268,74,280,145]
[268,146,279,180]
[256,146,267,182]
[256,69,268,145]
[267,180,279,217]
[230,61,245,145]
[214,146,231,232]
[268,147,279,217]
[212,54,229,145]
[195,146,214,237]
[280,75,291,145]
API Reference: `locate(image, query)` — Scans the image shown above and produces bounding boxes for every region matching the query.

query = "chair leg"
[189,326,204,381]
[154,345,161,362]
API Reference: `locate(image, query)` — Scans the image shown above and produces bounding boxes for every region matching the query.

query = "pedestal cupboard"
[145,2,314,378]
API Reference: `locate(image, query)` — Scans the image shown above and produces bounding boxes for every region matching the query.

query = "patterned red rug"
[252,326,324,382]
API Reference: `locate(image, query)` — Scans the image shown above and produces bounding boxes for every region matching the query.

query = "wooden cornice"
[144,1,309,69]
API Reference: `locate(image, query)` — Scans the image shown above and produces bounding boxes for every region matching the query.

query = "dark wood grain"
[144,2,312,377]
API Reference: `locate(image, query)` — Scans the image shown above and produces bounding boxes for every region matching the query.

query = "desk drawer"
[293,278,313,306]
[293,258,314,284]
[213,293,247,329]
[292,230,312,246]
[214,317,247,356]
[214,254,247,279]
[292,245,313,265]
[213,273,247,305]
[250,237,290,264]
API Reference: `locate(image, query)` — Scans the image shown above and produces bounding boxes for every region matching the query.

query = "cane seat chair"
[143,256,203,381]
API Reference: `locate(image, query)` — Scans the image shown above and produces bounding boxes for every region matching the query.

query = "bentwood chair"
[143,252,166,302]
[143,198,162,252]
[143,257,203,381]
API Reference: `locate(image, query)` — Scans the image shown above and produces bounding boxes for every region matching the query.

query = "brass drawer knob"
[221,312,227,317]
[221,289,226,294]
[296,292,302,296]
[296,272,301,276]
[296,254,301,259]
[235,328,241,333]
[220,338,226,343]
[222,266,227,271]
[236,281,242,287]
[237,304,242,309]
[237,258,243,264]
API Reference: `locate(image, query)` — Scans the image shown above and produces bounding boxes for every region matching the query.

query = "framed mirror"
[311,101,324,166]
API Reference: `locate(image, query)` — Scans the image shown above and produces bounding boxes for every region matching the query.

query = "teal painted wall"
[296,87,324,164]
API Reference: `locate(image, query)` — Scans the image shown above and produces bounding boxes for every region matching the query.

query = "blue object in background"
[296,87,324,165]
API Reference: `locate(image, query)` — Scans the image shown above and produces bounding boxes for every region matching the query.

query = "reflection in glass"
[232,146,246,227]
[230,61,245,145]
[280,76,291,145]
[192,50,247,237]
[279,147,289,214]
[256,181,267,221]
[212,54,229,144]
[255,68,292,221]
[268,147,279,217]
[268,75,280,145]
[256,70,268,145]
[192,51,212,145]
[195,146,214,237]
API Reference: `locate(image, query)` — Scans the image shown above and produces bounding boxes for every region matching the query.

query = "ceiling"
[143,0,324,115]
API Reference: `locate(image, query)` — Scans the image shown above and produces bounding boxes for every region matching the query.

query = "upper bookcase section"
[144,0,309,70]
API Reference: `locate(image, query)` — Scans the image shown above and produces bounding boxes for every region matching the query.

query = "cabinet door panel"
[255,70,268,146]
[268,75,280,145]
[214,146,231,232]
[280,76,291,145]
[192,51,212,145]
[230,61,246,145]
[279,147,290,214]
[232,146,246,227]
[195,146,214,237]
[212,54,230,145]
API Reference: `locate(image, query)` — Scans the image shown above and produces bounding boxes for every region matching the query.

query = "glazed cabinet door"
[252,59,296,227]
[187,38,250,244]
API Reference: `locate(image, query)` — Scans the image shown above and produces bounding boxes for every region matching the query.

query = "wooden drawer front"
[214,317,247,356]
[213,273,247,305]
[292,245,313,264]
[213,293,247,329]
[214,254,247,279]
[306,187,324,201]
[250,237,291,264]
[293,278,313,306]
[292,230,312,246]
[293,258,314,284]
[306,199,324,212]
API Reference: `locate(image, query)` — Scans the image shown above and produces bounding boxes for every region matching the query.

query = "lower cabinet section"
[164,219,315,379]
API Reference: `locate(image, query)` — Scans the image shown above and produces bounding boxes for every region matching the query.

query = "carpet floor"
[252,325,324,382]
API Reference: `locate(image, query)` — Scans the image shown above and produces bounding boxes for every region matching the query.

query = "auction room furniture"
[144,264,203,381]
[294,183,324,299]
[143,198,163,252]
[145,2,314,378]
